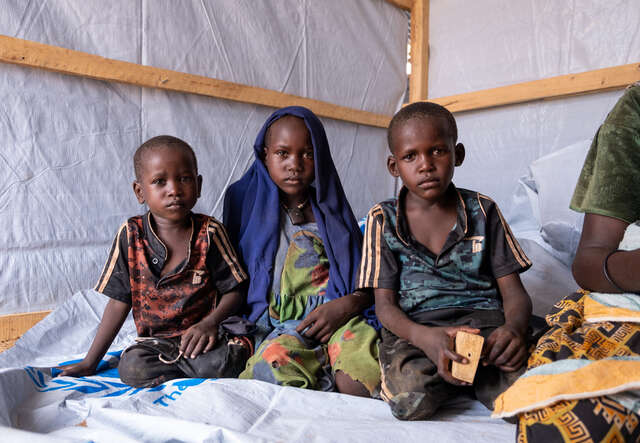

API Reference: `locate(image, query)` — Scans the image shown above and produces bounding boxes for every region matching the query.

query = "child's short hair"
[133,135,198,180]
[387,102,458,152]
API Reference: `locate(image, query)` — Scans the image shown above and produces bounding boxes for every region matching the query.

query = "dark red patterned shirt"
[95,212,247,338]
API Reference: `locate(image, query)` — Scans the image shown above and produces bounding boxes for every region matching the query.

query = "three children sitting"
[61,104,533,420]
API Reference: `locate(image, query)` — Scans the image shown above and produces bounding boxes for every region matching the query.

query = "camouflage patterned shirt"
[357,186,531,319]
[570,83,640,223]
[95,212,247,338]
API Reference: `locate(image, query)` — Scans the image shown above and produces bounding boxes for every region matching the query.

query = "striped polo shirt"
[95,212,247,338]
[357,186,531,319]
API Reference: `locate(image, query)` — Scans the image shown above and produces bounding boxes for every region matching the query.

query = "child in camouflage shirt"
[358,102,533,420]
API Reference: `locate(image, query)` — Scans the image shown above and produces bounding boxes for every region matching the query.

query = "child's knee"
[380,367,457,420]
[118,346,166,388]
[188,335,252,379]
[387,391,440,420]
[242,334,321,388]
[334,370,370,398]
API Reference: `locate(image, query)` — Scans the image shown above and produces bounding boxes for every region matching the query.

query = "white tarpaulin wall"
[5,0,640,316]
[0,0,407,314]
[430,0,640,214]
[425,0,640,313]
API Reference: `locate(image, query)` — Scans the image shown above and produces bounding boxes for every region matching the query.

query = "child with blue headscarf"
[223,106,380,397]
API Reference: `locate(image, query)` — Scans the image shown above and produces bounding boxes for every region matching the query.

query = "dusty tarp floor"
[0,290,516,442]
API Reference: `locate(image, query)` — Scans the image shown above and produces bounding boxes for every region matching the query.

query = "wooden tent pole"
[409,0,429,102]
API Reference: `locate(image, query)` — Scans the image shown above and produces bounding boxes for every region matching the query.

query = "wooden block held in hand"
[451,331,484,383]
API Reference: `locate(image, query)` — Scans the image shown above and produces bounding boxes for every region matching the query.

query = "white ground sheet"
[0,291,516,442]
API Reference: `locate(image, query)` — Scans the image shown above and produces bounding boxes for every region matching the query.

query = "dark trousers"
[378,308,527,421]
[118,323,253,388]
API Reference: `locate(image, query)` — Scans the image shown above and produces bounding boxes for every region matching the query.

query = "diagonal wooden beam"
[430,63,640,113]
[0,35,392,128]
[384,0,413,11]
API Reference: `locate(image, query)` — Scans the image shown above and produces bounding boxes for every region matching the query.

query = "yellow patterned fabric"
[517,397,640,442]
[584,292,640,324]
[493,291,640,441]
[529,292,640,367]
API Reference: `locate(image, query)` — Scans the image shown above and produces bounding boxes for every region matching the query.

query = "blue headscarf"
[223,106,377,327]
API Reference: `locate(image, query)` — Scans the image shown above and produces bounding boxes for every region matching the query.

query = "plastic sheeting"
[508,142,590,315]
[0,0,408,314]
[5,1,635,314]
[425,0,640,304]
[0,290,517,442]
[429,0,640,216]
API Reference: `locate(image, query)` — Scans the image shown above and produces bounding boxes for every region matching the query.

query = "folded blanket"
[492,356,640,418]
[492,221,640,419]
[584,292,640,323]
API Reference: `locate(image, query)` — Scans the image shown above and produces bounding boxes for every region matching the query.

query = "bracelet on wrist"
[603,249,627,293]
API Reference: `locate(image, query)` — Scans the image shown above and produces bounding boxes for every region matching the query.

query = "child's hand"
[412,325,480,386]
[482,325,527,371]
[180,321,218,359]
[57,360,97,378]
[296,296,358,343]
